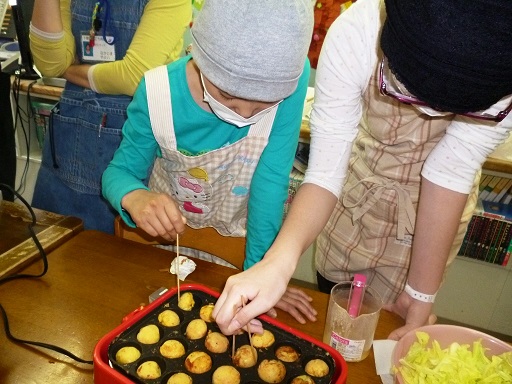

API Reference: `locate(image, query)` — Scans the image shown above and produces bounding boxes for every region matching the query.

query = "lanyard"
[88,0,115,47]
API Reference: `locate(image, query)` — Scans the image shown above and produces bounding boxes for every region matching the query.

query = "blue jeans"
[32,0,147,233]
[32,84,131,233]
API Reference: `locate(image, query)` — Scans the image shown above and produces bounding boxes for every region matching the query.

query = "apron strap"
[247,105,278,139]
[145,65,176,149]
[343,176,416,240]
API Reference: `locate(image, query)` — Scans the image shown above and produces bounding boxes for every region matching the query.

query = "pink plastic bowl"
[392,324,512,384]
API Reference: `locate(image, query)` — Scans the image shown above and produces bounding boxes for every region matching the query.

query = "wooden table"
[0,200,83,278]
[0,230,404,383]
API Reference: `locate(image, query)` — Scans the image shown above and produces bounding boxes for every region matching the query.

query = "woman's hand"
[121,189,186,240]
[213,258,291,335]
[384,291,437,340]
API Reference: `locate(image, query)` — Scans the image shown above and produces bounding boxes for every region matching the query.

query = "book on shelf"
[478,174,492,193]
[487,220,507,263]
[486,176,509,202]
[458,209,512,267]
[479,176,500,201]
[493,178,512,203]
[477,173,512,221]
[501,239,512,267]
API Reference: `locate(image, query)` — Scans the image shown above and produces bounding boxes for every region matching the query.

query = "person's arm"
[243,60,310,270]
[383,178,466,339]
[30,0,75,77]
[213,2,374,334]
[102,77,158,224]
[213,183,339,335]
[102,73,187,238]
[89,0,191,95]
[240,61,321,326]
[30,0,191,95]
[386,101,512,340]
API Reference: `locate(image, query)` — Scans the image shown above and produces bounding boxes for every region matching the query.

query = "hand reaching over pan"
[213,258,317,335]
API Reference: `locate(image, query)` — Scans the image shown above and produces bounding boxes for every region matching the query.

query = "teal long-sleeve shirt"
[102,55,310,269]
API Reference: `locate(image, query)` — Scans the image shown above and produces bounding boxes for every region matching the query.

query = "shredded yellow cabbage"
[393,331,512,384]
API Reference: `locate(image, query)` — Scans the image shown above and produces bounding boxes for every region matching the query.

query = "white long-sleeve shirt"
[305,0,512,197]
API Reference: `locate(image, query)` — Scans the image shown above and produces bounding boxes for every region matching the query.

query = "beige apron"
[145,65,276,237]
[315,52,479,303]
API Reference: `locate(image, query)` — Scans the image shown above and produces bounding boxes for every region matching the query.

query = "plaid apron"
[315,52,479,303]
[145,66,276,237]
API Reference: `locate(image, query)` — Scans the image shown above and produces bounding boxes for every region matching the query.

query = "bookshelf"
[457,171,512,268]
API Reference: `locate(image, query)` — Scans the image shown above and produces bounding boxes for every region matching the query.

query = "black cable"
[11,76,29,194]
[18,79,39,195]
[0,185,47,283]
[49,103,59,168]
[10,74,34,195]
[0,183,93,365]
[0,304,93,364]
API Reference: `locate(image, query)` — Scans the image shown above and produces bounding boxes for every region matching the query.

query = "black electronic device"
[11,1,38,79]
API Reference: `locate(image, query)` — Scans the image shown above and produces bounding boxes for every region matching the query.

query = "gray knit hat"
[191,0,314,102]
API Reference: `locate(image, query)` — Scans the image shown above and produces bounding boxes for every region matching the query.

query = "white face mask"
[200,74,279,127]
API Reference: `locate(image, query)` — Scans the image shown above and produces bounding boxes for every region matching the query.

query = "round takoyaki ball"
[136,360,161,380]
[275,345,300,362]
[136,324,160,344]
[185,318,207,340]
[212,365,241,384]
[178,292,195,311]
[205,331,229,353]
[305,358,329,378]
[233,344,258,368]
[158,309,180,327]
[257,359,286,383]
[291,375,315,384]
[252,329,275,348]
[166,372,193,384]
[184,351,212,374]
[199,303,216,322]
[160,339,186,359]
[115,346,141,365]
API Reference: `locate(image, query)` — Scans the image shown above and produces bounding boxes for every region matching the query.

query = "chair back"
[114,216,246,270]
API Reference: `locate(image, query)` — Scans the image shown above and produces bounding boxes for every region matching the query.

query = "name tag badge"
[81,32,116,63]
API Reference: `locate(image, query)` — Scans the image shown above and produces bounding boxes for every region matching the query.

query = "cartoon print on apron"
[144,65,277,237]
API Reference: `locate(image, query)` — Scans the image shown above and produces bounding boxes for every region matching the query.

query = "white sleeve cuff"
[88,65,99,92]
[29,22,64,41]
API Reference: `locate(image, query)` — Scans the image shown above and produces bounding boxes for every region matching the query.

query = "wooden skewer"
[232,296,245,359]
[232,296,254,360]
[241,296,256,360]
[176,234,180,301]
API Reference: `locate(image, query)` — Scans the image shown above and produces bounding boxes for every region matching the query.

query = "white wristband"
[404,281,437,303]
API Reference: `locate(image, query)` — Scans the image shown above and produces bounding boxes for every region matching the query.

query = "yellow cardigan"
[29,0,191,96]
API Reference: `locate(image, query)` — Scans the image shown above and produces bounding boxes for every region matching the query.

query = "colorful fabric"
[145,65,276,236]
[102,56,310,268]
